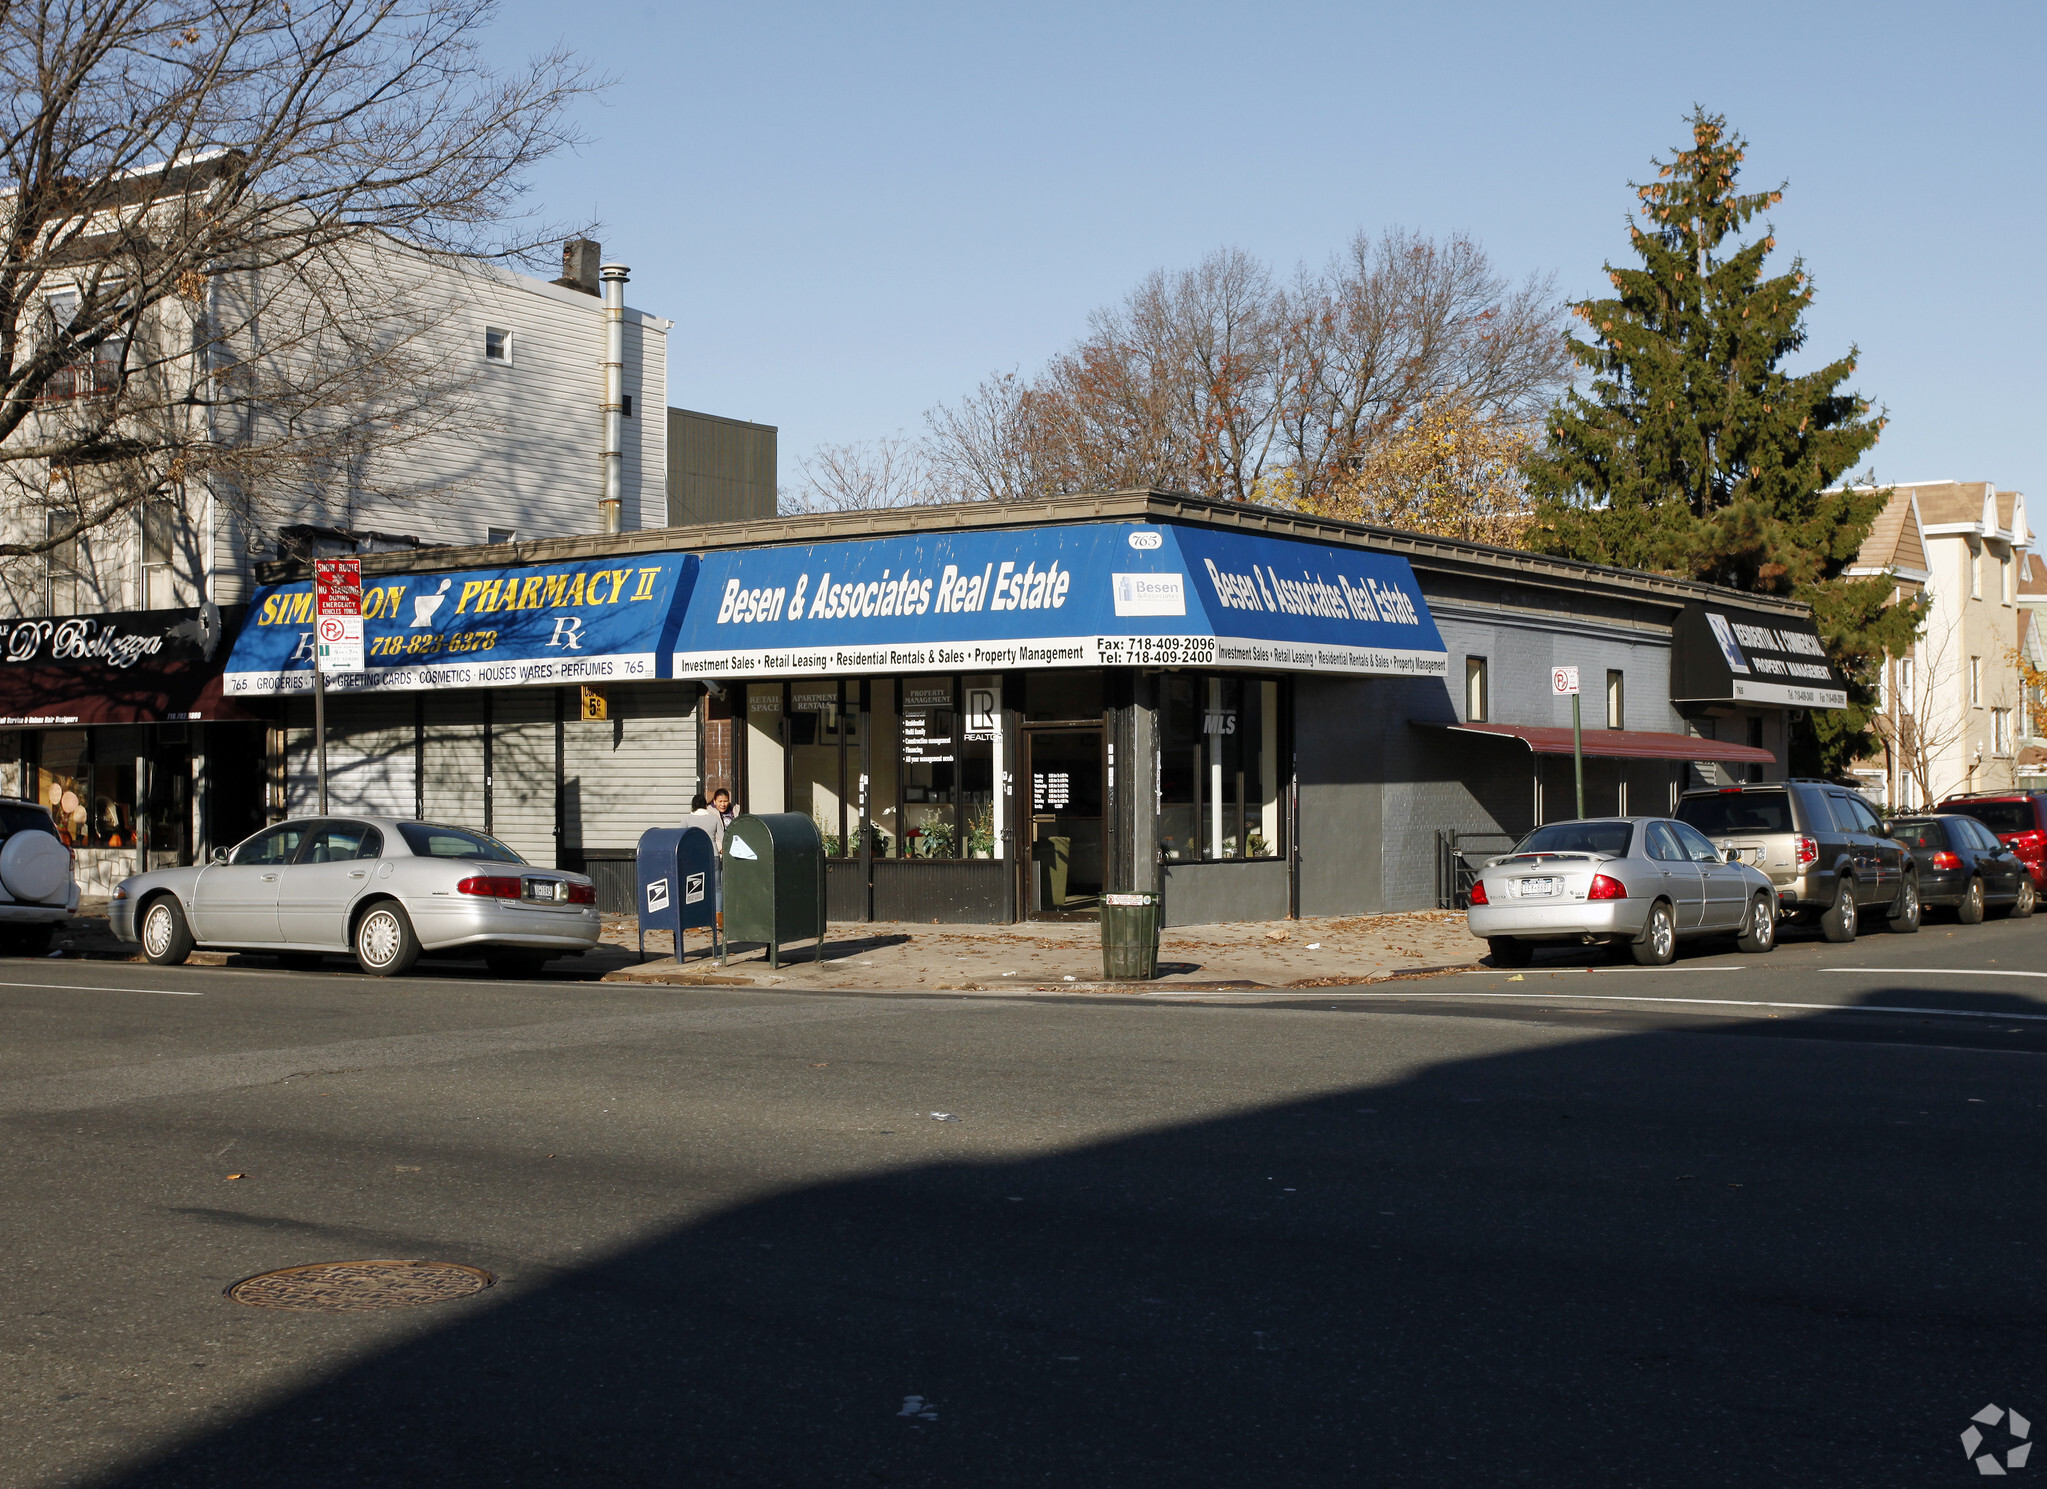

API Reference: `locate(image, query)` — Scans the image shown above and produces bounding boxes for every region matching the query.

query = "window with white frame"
[1605,669,1624,729]
[141,499,178,608]
[483,326,512,364]
[486,527,517,544]
[1994,707,2013,756]
[2003,551,2015,604]
[1464,657,1488,722]
[1971,655,1983,707]
[1970,541,1982,599]
[45,509,81,615]
[1898,655,1915,712]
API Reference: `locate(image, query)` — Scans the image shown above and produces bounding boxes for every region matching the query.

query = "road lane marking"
[1459,967,1747,975]
[1181,989,2047,1023]
[0,979,200,996]
[1822,967,2047,980]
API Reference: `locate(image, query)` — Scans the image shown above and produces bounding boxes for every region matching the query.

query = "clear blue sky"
[490,0,2045,506]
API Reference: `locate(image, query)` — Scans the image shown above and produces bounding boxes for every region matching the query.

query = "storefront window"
[1158,674,1283,862]
[790,680,850,854]
[960,674,998,858]
[899,680,956,857]
[37,727,143,849]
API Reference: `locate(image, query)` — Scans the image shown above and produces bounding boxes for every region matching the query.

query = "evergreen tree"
[1526,108,1921,773]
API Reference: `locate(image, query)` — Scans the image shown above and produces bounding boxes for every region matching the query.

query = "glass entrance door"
[1025,729,1103,917]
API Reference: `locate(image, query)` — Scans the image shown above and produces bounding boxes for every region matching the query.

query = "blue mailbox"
[635,825,721,963]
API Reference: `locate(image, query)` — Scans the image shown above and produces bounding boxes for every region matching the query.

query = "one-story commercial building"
[215,490,1846,923]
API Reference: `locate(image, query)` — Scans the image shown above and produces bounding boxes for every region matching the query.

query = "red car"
[1936,793,2047,891]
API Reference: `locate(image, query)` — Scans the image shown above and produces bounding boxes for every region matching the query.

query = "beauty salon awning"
[670,520,1447,679]
[1418,720,1775,764]
[223,554,695,696]
[0,606,259,725]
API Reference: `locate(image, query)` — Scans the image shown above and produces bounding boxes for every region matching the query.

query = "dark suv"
[1934,793,2047,892]
[1674,780,1917,941]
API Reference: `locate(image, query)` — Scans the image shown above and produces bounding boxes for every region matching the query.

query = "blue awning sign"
[669,523,1445,679]
[221,553,697,696]
[218,521,1446,693]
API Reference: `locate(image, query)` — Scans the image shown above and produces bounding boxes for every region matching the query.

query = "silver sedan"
[110,817,602,977]
[1465,816,1779,967]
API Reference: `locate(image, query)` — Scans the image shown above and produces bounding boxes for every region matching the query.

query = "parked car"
[1885,814,2037,923]
[1934,792,2047,892]
[0,797,79,954]
[110,817,600,976]
[1466,816,1779,967]
[1673,780,1919,942]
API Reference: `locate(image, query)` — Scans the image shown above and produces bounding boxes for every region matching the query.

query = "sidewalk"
[598,909,1479,992]
[52,898,1481,990]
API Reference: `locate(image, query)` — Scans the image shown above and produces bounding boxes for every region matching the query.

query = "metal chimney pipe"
[598,262,629,535]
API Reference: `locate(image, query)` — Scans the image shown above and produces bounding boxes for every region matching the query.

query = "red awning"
[1421,721,1774,765]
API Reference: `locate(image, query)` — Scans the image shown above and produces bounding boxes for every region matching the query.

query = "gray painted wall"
[1162,858,1289,926]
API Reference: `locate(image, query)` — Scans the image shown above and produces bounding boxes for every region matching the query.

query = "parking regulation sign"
[313,557,363,616]
[1551,666,1580,696]
[317,614,365,672]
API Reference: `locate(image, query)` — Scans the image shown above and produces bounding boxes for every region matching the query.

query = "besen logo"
[1961,1403,2031,1474]
[1127,530,1163,550]
[646,878,670,912]
[1112,572,1187,617]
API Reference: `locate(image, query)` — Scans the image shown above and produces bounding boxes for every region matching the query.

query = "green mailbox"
[720,813,827,968]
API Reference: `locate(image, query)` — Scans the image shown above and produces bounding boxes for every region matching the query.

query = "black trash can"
[1100,891,1162,980]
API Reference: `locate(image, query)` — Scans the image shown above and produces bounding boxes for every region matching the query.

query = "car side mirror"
[1724,847,1740,863]
[211,847,231,866]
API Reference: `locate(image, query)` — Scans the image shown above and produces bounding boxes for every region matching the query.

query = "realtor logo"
[646,878,670,913]
[1705,612,1751,674]
[685,872,706,905]
[1113,572,1187,617]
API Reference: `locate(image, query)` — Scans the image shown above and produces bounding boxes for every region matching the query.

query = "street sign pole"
[312,557,365,819]
[1572,691,1584,818]
[1552,665,1584,819]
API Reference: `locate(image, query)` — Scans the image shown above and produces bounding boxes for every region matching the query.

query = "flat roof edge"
[260,488,1813,616]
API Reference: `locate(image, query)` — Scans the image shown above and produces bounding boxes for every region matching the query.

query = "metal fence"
[1435,830,1517,910]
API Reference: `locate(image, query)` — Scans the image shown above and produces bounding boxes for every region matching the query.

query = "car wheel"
[1887,875,1921,934]
[1820,879,1858,943]
[1631,899,1677,966]
[1736,893,1776,953]
[1957,876,1986,926]
[1486,937,1534,968]
[484,950,550,978]
[140,895,194,966]
[353,902,420,977]
[1994,875,2036,920]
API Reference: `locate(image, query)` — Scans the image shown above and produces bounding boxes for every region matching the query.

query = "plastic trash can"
[1100,891,1162,980]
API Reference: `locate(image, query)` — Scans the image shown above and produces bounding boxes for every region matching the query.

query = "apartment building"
[0,232,675,890]
[1848,481,2032,807]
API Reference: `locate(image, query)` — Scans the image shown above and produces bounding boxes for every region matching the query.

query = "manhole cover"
[225,1260,495,1311]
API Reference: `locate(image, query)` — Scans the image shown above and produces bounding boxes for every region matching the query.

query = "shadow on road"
[95,991,2047,1487]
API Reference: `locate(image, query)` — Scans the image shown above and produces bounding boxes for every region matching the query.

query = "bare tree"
[0,0,596,577]
[920,229,1570,531]
[789,436,941,513]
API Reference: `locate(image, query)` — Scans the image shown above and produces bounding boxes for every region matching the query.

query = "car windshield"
[397,822,526,864]
[1512,821,1634,856]
[1945,800,2035,834]
[1675,792,1793,835]
[1887,818,1946,851]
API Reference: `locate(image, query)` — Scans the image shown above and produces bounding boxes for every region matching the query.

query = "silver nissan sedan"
[110,817,601,976]
[1465,816,1779,967]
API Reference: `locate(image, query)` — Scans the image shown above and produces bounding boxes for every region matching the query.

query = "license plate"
[522,878,565,903]
[1514,877,1562,897]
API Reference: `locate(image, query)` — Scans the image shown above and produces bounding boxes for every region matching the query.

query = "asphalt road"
[2,911,2043,1487]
